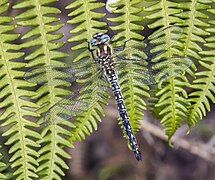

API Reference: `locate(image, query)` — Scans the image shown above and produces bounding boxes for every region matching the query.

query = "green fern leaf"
[107,0,144,43]
[145,1,191,140]
[0,145,6,179]
[188,7,215,127]
[176,0,211,77]
[67,0,106,62]
[14,0,73,179]
[0,1,41,179]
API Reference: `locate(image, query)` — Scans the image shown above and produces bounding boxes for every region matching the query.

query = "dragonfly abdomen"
[107,72,142,161]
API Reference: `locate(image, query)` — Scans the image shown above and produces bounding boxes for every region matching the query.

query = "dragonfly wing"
[114,26,191,85]
[44,72,109,125]
[116,56,192,85]
[24,60,99,85]
[114,25,183,62]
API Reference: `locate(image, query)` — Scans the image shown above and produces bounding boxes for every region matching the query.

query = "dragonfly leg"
[122,39,131,50]
[110,35,115,42]
[86,40,96,60]
[114,39,132,52]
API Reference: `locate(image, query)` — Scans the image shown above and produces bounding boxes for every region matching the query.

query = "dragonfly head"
[91,33,110,46]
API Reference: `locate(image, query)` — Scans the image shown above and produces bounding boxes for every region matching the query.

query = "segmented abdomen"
[107,72,142,161]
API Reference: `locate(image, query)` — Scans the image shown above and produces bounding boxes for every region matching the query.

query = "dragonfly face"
[91,33,111,46]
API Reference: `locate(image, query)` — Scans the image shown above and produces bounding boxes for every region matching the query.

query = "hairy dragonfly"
[25,26,191,161]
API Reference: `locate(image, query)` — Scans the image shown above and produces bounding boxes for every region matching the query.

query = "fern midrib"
[35,1,59,178]
[163,0,177,136]
[170,78,177,134]
[35,0,56,100]
[162,0,170,27]
[69,106,96,143]
[84,1,95,43]
[189,63,215,124]
[125,0,132,40]
[123,0,133,125]
[0,41,29,177]
[184,0,197,55]
[126,71,137,133]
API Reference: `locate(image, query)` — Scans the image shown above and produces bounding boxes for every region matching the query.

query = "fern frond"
[188,57,215,126]
[107,0,148,137]
[14,0,72,179]
[0,145,6,179]
[176,0,211,76]
[67,0,106,62]
[145,1,191,140]
[65,1,111,146]
[144,1,184,28]
[68,93,107,143]
[188,7,215,127]
[0,1,41,179]
[107,0,144,44]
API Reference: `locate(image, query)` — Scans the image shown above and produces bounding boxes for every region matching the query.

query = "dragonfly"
[24,26,192,161]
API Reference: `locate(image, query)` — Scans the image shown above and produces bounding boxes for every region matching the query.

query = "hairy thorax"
[96,44,115,75]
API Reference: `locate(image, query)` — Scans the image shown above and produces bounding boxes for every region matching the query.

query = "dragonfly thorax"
[95,44,115,75]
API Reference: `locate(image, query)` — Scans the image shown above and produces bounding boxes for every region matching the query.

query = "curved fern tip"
[168,137,173,147]
[187,128,191,135]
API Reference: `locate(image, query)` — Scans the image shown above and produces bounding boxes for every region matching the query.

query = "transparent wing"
[24,60,109,125]
[114,25,183,61]
[113,26,192,85]
[24,60,99,85]
[44,72,109,125]
[116,57,192,85]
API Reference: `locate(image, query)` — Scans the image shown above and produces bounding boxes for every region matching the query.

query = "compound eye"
[91,39,97,46]
[101,34,110,43]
